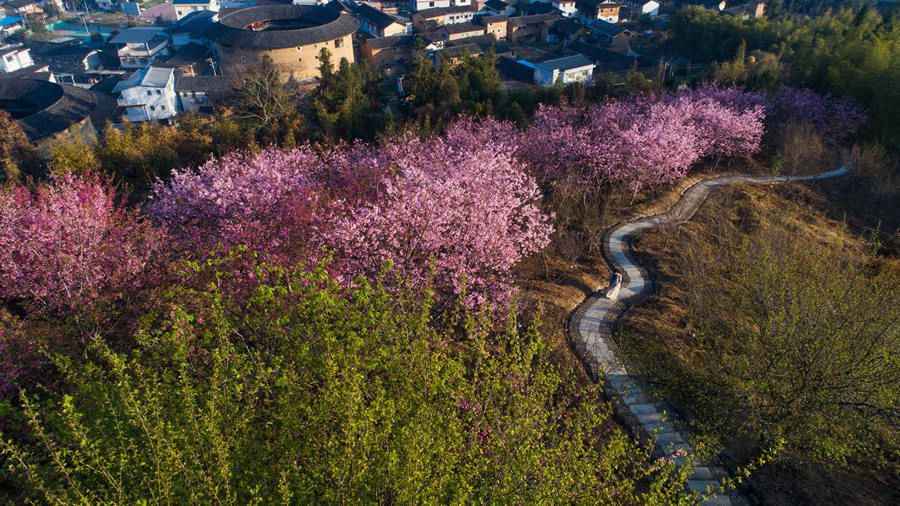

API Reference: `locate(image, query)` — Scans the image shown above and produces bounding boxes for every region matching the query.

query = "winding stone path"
[569,167,848,505]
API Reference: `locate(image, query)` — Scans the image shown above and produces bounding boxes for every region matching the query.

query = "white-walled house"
[410,0,470,13]
[553,0,578,16]
[530,54,594,86]
[113,66,178,122]
[173,0,219,20]
[109,27,171,69]
[0,46,33,73]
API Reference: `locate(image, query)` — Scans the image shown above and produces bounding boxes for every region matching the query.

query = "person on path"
[606,271,622,300]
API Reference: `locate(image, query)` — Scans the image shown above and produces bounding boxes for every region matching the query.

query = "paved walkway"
[569,167,848,505]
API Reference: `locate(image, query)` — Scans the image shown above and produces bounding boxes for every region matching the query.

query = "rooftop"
[206,5,359,49]
[593,19,628,37]
[153,42,212,67]
[354,3,404,29]
[0,78,109,141]
[112,66,174,92]
[3,0,38,9]
[109,27,169,45]
[173,0,212,4]
[175,75,232,92]
[0,15,24,27]
[536,53,594,70]
[508,13,561,27]
[414,4,478,18]
[365,34,413,50]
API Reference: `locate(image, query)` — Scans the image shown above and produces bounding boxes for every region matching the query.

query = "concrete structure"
[110,27,171,69]
[113,66,178,122]
[530,53,594,85]
[174,0,219,20]
[206,4,359,81]
[0,78,113,154]
[0,46,32,73]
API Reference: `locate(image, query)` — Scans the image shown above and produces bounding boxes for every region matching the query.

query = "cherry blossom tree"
[326,131,554,308]
[0,173,161,316]
[772,86,867,141]
[148,147,326,264]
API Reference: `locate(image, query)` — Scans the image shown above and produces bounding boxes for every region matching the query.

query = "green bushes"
[1,263,690,504]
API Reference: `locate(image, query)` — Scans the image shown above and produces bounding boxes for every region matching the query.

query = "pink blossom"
[0,173,161,316]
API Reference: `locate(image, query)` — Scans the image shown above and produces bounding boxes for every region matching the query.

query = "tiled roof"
[0,78,100,141]
[355,3,403,29]
[206,5,359,49]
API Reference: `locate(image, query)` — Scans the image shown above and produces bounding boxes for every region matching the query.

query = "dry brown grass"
[620,182,899,506]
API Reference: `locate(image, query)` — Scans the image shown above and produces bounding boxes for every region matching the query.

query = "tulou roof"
[0,78,106,141]
[206,4,359,49]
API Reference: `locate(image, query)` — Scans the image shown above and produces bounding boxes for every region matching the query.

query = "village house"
[529,53,594,85]
[355,3,411,37]
[28,40,102,83]
[0,46,33,73]
[2,0,41,16]
[173,0,219,21]
[112,66,178,122]
[552,0,579,17]
[0,15,24,38]
[506,13,560,42]
[434,42,481,67]
[361,34,413,67]
[412,4,478,30]
[175,75,230,113]
[577,0,621,22]
[169,9,217,50]
[592,19,631,51]
[152,43,213,77]
[624,0,659,17]
[478,15,508,40]
[410,0,473,12]
[483,0,513,15]
[109,27,171,69]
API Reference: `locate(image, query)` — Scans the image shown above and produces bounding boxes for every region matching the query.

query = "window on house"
[149,105,155,111]
[240,55,246,62]
[146,90,152,96]
[161,105,166,110]
[191,91,197,98]
[5,55,13,62]
[334,38,343,48]
[156,89,161,95]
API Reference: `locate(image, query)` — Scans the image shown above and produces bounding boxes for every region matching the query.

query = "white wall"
[0,49,33,73]
[119,81,177,122]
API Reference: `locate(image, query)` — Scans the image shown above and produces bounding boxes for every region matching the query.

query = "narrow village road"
[569,166,849,506]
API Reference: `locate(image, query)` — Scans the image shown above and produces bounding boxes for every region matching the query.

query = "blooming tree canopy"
[149,147,325,264]
[326,131,554,307]
[0,173,161,315]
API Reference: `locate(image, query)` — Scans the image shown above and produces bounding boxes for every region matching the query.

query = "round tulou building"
[207,4,359,81]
